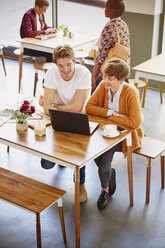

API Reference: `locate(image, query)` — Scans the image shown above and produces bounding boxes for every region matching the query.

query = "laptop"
[49,109,99,135]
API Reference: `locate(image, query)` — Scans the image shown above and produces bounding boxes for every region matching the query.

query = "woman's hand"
[45,28,57,34]
[111,111,127,118]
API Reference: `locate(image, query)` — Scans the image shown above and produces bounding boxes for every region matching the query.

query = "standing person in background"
[91,0,130,91]
[40,45,91,203]
[20,0,57,61]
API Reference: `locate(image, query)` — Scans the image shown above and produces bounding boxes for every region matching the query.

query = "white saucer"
[102,130,120,138]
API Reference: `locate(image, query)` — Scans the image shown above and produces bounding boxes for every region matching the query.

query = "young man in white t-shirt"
[41,45,91,203]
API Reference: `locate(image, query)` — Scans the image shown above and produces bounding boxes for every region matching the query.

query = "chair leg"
[33,72,38,97]
[58,206,67,244]
[146,157,151,204]
[0,55,7,76]
[142,79,148,108]
[158,82,163,104]
[139,87,143,102]
[161,156,164,189]
[36,213,42,248]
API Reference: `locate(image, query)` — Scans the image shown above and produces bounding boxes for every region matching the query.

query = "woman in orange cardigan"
[86,59,143,210]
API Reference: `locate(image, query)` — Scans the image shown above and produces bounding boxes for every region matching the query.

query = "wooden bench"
[133,137,165,203]
[0,167,67,248]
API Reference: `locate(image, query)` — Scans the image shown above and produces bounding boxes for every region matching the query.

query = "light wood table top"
[18,33,98,52]
[133,53,165,78]
[0,115,131,167]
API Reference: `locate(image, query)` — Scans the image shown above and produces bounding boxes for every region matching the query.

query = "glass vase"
[16,120,28,131]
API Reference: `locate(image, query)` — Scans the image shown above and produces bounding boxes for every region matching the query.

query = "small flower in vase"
[58,24,69,38]
[4,100,35,130]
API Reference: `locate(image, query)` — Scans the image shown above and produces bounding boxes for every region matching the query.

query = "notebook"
[49,109,99,135]
[35,33,56,40]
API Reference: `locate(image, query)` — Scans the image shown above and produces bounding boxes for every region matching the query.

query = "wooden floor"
[0,58,165,248]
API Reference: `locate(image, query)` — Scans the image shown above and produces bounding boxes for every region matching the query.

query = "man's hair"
[53,45,75,64]
[103,59,129,80]
[35,0,49,7]
[106,0,125,17]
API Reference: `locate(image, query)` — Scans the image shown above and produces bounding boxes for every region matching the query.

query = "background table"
[18,33,98,93]
[133,53,165,107]
[0,115,133,248]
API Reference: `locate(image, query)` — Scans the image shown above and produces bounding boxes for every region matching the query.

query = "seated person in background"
[86,59,143,210]
[41,45,91,203]
[20,0,57,62]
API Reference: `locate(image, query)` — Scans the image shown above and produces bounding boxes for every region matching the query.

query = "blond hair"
[35,0,49,7]
[103,58,129,80]
[53,45,75,64]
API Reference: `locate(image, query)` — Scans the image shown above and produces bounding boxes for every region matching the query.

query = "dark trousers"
[95,142,122,188]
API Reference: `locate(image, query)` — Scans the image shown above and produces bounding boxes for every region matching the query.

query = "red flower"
[23,100,30,105]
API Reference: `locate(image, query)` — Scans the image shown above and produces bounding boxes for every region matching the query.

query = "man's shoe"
[97,191,109,210]
[108,168,116,196]
[80,184,87,203]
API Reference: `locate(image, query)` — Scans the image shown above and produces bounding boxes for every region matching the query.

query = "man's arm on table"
[43,87,90,115]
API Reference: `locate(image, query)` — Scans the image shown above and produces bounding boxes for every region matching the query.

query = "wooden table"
[18,33,98,93]
[0,116,133,248]
[132,53,165,107]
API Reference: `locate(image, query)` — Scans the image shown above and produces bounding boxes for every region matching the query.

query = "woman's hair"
[35,0,49,7]
[106,0,125,17]
[53,45,76,63]
[103,59,129,80]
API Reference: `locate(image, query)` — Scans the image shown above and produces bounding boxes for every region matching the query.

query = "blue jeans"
[41,158,86,184]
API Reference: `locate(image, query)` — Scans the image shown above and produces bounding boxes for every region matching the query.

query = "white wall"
[124,0,163,15]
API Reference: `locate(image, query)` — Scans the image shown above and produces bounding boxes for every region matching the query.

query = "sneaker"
[108,168,116,196]
[80,184,87,203]
[97,191,109,210]
[41,159,55,169]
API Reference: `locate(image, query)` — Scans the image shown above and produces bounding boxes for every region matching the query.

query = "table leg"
[75,166,80,248]
[127,145,133,206]
[146,158,151,204]
[158,82,163,104]
[18,51,23,93]
[161,155,164,189]
[36,213,42,248]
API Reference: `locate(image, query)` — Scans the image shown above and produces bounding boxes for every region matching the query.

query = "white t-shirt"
[44,64,91,105]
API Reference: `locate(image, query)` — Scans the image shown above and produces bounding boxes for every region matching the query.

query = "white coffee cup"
[103,124,117,136]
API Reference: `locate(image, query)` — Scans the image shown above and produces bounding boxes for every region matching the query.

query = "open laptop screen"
[49,109,99,135]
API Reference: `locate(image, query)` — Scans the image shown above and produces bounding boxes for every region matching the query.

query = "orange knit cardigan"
[86,81,144,155]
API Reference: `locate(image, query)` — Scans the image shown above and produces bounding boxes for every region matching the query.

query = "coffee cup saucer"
[102,130,120,138]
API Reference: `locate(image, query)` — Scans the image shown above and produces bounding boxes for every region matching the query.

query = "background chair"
[14,48,53,96]
[129,78,147,105]
[0,45,7,75]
